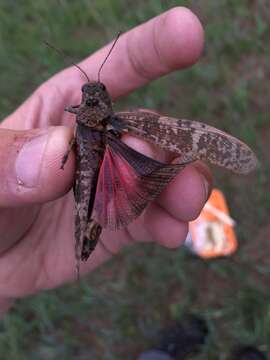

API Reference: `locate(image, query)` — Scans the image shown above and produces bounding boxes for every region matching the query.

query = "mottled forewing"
[116,110,258,174]
[74,125,104,260]
[92,134,188,230]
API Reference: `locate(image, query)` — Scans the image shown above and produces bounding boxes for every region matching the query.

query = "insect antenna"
[44,41,90,83]
[97,31,122,82]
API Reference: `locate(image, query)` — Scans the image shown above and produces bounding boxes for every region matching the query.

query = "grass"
[0,0,269,359]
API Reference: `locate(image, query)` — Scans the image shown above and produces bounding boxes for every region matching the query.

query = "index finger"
[3,7,204,130]
[52,6,204,99]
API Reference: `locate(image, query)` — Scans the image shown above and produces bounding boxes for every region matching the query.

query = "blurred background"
[0,1,269,359]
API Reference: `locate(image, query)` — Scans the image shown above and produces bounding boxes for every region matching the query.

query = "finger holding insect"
[0,126,75,258]
[144,203,189,248]
[156,162,213,222]
[46,6,204,99]
[149,161,212,247]
[100,207,189,255]
[97,6,204,98]
[0,126,75,208]
[92,134,212,255]
[121,133,212,220]
[104,169,208,252]
[103,163,212,251]
[2,7,204,132]
[108,134,213,250]
[131,165,212,247]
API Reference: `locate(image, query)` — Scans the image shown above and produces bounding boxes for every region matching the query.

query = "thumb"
[0,126,75,207]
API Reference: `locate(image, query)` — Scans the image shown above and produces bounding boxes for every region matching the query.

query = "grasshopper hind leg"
[81,219,102,261]
[61,137,76,170]
[75,219,102,280]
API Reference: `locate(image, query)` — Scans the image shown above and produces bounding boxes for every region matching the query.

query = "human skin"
[0,7,212,316]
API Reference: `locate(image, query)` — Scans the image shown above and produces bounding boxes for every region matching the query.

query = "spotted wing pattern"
[116,110,258,174]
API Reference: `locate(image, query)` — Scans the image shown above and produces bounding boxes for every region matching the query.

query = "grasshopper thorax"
[73,81,113,128]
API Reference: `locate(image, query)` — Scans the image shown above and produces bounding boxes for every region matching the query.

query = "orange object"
[186,188,238,258]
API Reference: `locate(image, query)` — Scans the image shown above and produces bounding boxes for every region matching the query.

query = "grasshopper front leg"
[60,137,76,170]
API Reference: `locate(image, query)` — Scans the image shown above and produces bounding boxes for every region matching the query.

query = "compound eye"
[86,98,99,107]
[81,83,91,93]
[100,83,106,91]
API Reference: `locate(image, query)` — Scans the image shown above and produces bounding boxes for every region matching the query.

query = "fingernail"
[202,176,210,202]
[193,162,212,201]
[15,132,49,188]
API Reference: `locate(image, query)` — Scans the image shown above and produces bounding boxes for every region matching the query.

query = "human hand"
[0,7,211,315]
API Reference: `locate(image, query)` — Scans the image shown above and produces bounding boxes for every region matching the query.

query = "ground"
[0,1,269,359]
